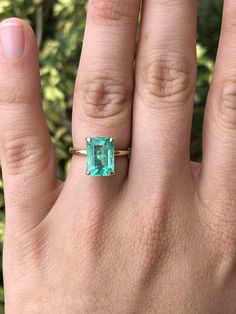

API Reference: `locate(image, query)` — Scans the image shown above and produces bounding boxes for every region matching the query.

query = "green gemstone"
[87,137,115,176]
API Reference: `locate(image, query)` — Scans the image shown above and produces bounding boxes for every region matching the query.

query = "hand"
[1,1,236,313]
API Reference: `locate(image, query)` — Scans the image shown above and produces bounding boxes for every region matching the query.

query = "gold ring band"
[69,148,131,157]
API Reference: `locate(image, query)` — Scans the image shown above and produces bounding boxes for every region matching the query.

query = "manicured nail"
[0,22,24,59]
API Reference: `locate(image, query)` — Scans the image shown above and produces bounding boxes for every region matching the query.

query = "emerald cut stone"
[87,137,115,176]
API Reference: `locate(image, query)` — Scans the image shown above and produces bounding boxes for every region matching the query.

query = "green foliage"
[191,0,223,161]
[0,0,223,306]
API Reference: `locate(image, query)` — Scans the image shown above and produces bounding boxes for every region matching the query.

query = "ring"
[69,137,131,177]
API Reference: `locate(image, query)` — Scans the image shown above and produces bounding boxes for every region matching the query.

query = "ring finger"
[68,0,141,192]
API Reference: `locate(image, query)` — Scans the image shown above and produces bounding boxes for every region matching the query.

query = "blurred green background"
[0,0,223,311]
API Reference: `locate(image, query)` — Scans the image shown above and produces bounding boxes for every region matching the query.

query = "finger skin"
[200,0,236,229]
[67,0,141,197]
[0,18,59,234]
[130,0,197,185]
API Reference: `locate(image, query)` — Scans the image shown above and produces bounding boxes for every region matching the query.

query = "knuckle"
[67,204,112,255]
[134,202,174,264]
[90,0,139,23]
[3,135,51,176]
[77,76,132,120]
[131,212,175,279]
[198,194,236,256]
[5,222,51,287]
[217,80,236,130]
[137,55,194,109]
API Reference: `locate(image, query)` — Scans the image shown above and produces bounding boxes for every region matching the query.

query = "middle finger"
[131,0,197,186]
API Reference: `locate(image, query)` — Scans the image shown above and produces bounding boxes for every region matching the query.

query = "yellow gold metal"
[69,148,87,155]
[69,147,130,157]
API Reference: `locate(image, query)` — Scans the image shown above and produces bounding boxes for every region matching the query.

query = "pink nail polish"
[0,22,25,59]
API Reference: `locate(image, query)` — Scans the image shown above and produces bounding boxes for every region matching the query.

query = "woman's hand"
[1,1,236,313]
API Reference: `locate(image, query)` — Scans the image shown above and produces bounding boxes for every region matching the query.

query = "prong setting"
[70,137,130,176]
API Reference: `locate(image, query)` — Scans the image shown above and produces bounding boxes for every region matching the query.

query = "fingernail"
[0,22,25,59]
